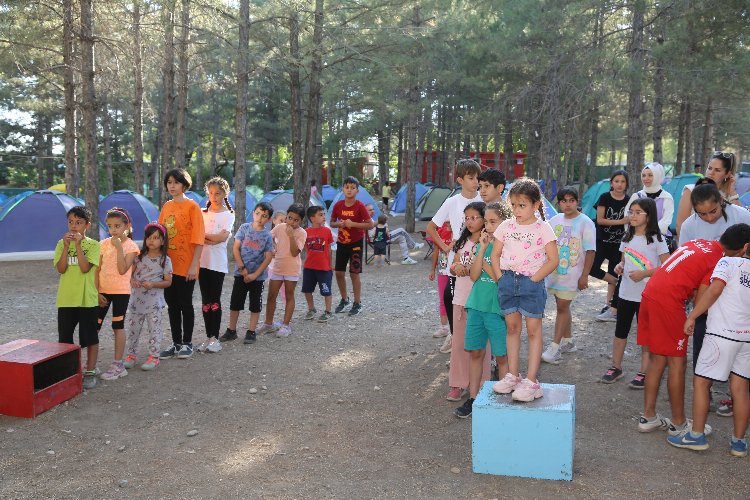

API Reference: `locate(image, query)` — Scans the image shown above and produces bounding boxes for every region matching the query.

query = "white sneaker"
[559,340,577,353]
[638,413,670,433]
[414,242,425,250]
[432,325,449,338]
[401,257,418,265]
[668,419,713,437]
[541,345,562,364]
[439,333,452,353]
[275,325,292,338]
[206,340,222,353]
[596,308,617,322]
[196,341,211,353]
[256,323,277,335]
[493,373,521,394]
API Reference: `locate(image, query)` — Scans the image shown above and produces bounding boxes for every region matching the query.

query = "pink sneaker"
[512,378,544,402]
[100,362,128,381]
[445,387,465,401]
[432,325,449,338]
[492,373,521,394]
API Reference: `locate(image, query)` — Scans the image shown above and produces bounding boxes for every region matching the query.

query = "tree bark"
[210,98,219,178]
[45,117,54,186]
[265,143,273,192]
[63,0,78,197]
[195,145,203,189]
[174,0,190,170]
[377,129,389,186]
[132,1,144,194]
[150,125,160,200]
[700,98,713,170]
[102,99,113,193]
[396,122,403,184]
[675,100,685,175]
[80,0,99,238]
[340,104,349,181]
[404,6,421,233]
[299,0,324,206]
[652,41,665,164]
[160,4,175,203]
[234,0,250,229]
[289,12,303,198]
[503,101,514,180]
[684,99,693,171]
[626,0,646,181]
[35,114,45,189]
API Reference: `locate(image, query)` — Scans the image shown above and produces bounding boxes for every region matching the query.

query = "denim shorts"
[497,270,547,318]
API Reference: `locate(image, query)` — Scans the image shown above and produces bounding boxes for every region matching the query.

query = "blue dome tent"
[663,173,702,230]
[326,185,380,223]
[184,191,204,205]
[228,189,259,222]
[261,189,324,216]
[581,179,611,220]
[390,183,429,215]
[99,190,160,240]
[502,184,558,218]
[321,184,339,208]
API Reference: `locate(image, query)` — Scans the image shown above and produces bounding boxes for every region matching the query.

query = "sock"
[732,435,746,443]
[689,431,703,439]
[561,338,572,345]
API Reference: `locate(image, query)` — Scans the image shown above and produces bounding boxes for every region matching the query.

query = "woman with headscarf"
[624,162,674,241]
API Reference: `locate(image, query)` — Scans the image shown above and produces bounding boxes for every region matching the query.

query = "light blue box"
[472,381,575,481]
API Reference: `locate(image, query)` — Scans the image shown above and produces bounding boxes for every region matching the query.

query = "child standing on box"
[124,223,173,371]
[158,168,205,360]
[196,177,234,353]
[55,206,101,390]
[428,221,452,350]
[600,198,669,387]
[491,178,559,402]
[542,188,596,365]
[224,203,274,345]
[454,203,509,418]
[96,207,139,381]
[302,205,335,322]
[257,203,307,338]
[371,214,390,268]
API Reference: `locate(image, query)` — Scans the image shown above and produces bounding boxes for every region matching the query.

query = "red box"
[0,339,82,418]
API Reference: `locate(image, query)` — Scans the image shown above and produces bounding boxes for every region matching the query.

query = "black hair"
[690,183,728,221]
[556,187,579,203]
[343,176,360,187]
[478,168,506,189]
[287,203,306,220]
[138,223,169,268]
[609,169,629,192]
[711,151,737,175]
[105,206,133,238]
[694,177,716,187]
[508,177,547,220]
[455,159,482,179]
[254,201,273,218]
[454,201,486,253]
[163,168,192,190]
[377,213,387,224]
[306,205,324,219]
[67,206,91,223]
[623,197,663,244]
[719,223,750,252]
[203,176,234,213]
[310,179,317,187]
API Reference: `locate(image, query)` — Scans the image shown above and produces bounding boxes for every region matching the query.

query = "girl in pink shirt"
[491,179,559,402]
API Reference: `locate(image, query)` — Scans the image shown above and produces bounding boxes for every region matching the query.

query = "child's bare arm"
[531,241,559,282]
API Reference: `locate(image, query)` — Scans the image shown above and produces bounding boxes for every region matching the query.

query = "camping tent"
[246,185,264,202]
[390,183,429,215]
[99,190,160,239]
[0,190,105,254]
[736,172,750,197]
[320,185,339,208]
[228,189,259,222]
[416,187,453,221]
[663,173,702,230]
[502,184,558,218]
[326,186,380,223]
[184,191,204,205]
[262,190,325,216]
[581,180,611,220]
[740,191,750,208]
[0,191,33,212]
[0,193,7,207]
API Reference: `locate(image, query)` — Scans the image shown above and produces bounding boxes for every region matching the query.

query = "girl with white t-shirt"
[197,177,235,353]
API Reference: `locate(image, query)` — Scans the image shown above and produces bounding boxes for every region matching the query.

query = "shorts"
[301,268,333,296]
[373,242,387,256]
[497,270,547,318]
[548,288,577,301]
[637,295,688,357]
[229,277,265,313]
[335,240,363,274]
[464,309,507,356]
[695,334,750,382]
[437,274,449,316]
[97,293,130,331]
[269,273,299,282]
[58,307,99,348]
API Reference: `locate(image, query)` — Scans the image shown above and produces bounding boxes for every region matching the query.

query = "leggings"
[614,298,640,339]
[590,241,621,281]
[443,276,455,334]
[127,309,163,358]
[691,314,707,370]
[164,275,196,345]
[199,268,225,339]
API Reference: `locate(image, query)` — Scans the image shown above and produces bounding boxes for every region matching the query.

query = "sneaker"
[159,344,180,359]
[432,325,449,338]
[335,299,351,313]
[256,323,277,335]
[304,308,317,320]
[600,367,624,384]
[638,413,670,433]
[317,311,333,323]
[668,420,712,437]
[439,333,452,354]
[275,325,292,338]
[414,242,425,250]
[455,398,474,418]
[599,305,610,315]
[731,438,749,458]
[541,345,562,364]
[347,302,362,316]
[596,308,617,322]
[493,373,521,394]
[206,339,222,353]
[717,399,734,417]
[219,328,238,342]
[628,372,646,389]
[401,257,418,265]
[512,378,544,402]
[82,369,98,390]
[244,330,257,344]
[176,344,194,359]
[100,362,128,381]
[446,387,466,401]
[559,340,577,353]
[141,355,159,371]
[667,431,709,451]
[123,354,138,369]
[196,340,211,353]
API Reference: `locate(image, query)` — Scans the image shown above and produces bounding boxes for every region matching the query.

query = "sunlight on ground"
[220,435,280,472]
[322,350,376,371]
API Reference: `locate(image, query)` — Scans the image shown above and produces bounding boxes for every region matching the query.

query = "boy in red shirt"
[302,206,335,322]
[330,176,374,316]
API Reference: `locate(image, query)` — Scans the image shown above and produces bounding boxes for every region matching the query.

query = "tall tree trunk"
[299,0,324,206]
[81,0,99,238]
[404,9,421,232]
[210,98,219,178]
[45,117,54,186]
[503,101,514,180]
[35,114,45,189]
[195,145,203,189]
[102,99,113,193]
[700,98,713,170]
[174,0,190,170]
[234,0,250,229]
[132,1,144,194]
[340,104,348,181]
[160,4,175,203]
[289,12,304,198]
[587,104,599,186]
[63,0,78,197]
[675,100,686,175]
[396,122,403,184]
[684,99,693,171]
[377,129,389,186]
[626,0,646,181]
[150,125,160,200]
[265,143,273,192]
[652,40,665,164]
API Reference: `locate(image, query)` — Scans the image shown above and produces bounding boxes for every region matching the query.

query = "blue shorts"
[464,309,507,356]
[497,270,547,318]
[301,268,333,296]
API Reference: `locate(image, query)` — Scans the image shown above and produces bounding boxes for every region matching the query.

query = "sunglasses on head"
[712,151,733,160]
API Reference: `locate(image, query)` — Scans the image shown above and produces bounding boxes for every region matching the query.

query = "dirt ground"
[0,216,748,499]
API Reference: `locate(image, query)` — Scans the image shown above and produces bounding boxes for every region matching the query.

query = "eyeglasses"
[464,215,484,222]
[628,210,646,216]
[713,151,734,159]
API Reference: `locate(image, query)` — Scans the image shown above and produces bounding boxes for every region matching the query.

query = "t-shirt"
[618,235,669,302]
[594,192,628,243]
[493,218,557,277]
[234,224,274,280]
[707,257,750,342]
[129,255,173,313]
[624,189,675,236]
[98,237,140,294]
[159,198,205,277]
[464,242,502,314]
[431,191,481,276]
[372,226,388,251]
[679,204,750,246]
[270,223,307,276]
[54,237,101,308]
[382,185,391,199]
[304,226,334,271]
[642,239,724,304]
[435,221,453,276]
[199,209,235,273]
[547,213,596,291]
[331,199,370,244]
[453,239,477,307]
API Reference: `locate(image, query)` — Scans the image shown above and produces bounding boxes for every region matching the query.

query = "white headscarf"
[642,162,665,194]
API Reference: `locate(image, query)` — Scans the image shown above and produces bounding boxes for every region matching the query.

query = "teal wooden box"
[472,381,575,481]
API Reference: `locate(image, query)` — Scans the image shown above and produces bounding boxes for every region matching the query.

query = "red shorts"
[637,295,689,357]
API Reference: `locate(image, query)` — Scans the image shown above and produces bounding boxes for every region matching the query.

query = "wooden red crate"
[0,339,82,418]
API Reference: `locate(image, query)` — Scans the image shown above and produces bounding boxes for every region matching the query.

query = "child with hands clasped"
[96,208,139,381]
[302,206,335,322]
[124,223,173,371]
[491,178,559,402]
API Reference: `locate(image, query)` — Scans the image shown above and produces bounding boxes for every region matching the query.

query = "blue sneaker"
[730,438,748,458]
[667,432,709,451]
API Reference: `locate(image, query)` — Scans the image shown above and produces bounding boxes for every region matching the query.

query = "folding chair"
[365,232,391,265]
[419,231,434,260]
